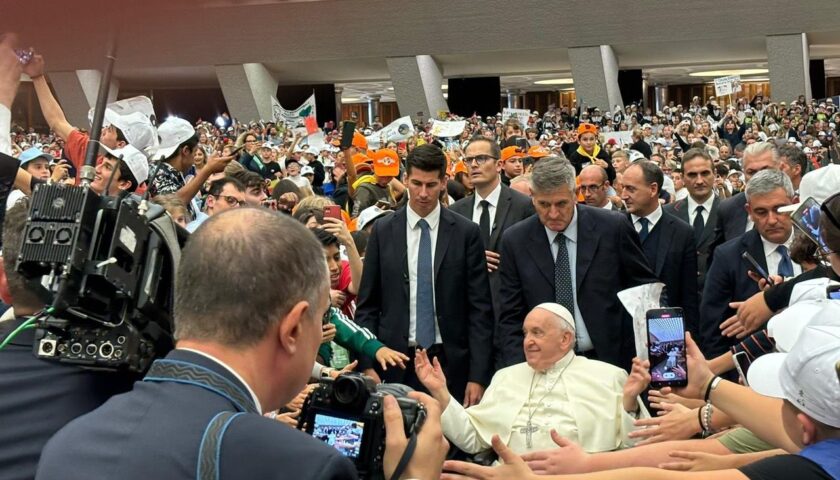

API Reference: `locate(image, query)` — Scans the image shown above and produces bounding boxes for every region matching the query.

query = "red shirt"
[65,130,103,181]
[335,260,357,319]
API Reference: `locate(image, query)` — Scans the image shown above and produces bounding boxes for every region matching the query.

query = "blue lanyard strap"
[143,359,258,414]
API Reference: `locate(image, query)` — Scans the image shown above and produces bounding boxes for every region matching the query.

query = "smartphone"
[323,205,341,221]
[646,307,688,388]
[827,284,840,300]
[229,144,246,156]
[339,121,357,150]
[741,251,772,285]
[791,197,831,255]
[732,351,750,386]
[374,200,392,210]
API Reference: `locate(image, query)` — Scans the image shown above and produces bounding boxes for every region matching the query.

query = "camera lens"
[333,375,364,405]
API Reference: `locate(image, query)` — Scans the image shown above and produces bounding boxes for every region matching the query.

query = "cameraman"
[36,208,448,479]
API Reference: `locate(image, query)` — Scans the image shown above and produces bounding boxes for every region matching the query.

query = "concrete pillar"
[386,55,448,122]
[215,63,278,122]
[334,87,343,124]
[767,33,812,103]
[568,45,623,112]
[654,85,668,113]
[506,90,516,109]
[48,70,119,127]
[641,73,649,110]
[367,95,380,126]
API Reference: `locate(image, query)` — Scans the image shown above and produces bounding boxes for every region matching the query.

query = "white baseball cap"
[356,206,391,231]
[300,165,315,176]
[100,144,150,185]
[748,304,840,428]
[628,149,646,162]
[104,110,159,155]
[766,300,829,353]
[153,118,196,160]
[813,140,823,148]
[779,164,840,213]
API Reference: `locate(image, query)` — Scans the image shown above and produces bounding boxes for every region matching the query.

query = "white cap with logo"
[100,144,150,185]
[154,118,196,160]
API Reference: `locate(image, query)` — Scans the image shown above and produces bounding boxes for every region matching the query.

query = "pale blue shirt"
[544,206,594,352]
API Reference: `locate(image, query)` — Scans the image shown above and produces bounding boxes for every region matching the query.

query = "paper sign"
[617,282,666,361]
[365,116,415,149]
[603,131,633,147]
[272,93,318,126]
[714,75,742,97]
[429,120,466,138]
[502,108,531,128]
[88,96,155,124]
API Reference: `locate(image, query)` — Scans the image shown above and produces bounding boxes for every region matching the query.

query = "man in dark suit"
[621,160,700,337]
[356,144,494,407]
[0,200,136,480]
[713,141,782,245]
[36,209,447,480]
[578,164,624,212]
[700,170,800,359]
[665,148,721,291]
[449,137,534,364]
[496,158,658,371]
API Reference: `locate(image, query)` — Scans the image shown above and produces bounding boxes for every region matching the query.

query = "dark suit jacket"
[355,206,495,397]
[0,317,135,480]
[36,350,356,480]
[496,205,658,371]
[699,229,765,358]
[449,184,535,329]
[632,211,701,338]
[714,192,749,245]
[664,195,721,290]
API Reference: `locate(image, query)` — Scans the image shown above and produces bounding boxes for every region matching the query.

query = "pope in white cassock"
[414,302,651,456]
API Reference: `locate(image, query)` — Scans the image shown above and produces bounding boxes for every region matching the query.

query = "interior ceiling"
[9,0,840,101]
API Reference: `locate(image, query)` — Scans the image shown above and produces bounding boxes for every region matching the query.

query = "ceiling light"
[560,87,576,92]
[443,93,448,98]
[441,84,448,90]
[689,68,768,77]
[534,78,574,85]
[341,97,360,103]
[387,87,394,91]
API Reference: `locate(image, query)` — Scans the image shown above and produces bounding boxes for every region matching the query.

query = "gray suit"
[449,183,534,367]
[664,195,720,292]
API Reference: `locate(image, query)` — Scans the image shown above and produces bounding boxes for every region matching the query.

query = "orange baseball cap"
[501,145,527,162]
[351,152,372,166]
[371,149,399,177]
[528,145,551,158]
[453,160,469,175]
[577,123,598,136]
[352,131,368,149]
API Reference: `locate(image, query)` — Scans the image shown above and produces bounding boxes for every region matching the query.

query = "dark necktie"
[416,219,436,348]
[777,245,794,277]
[638,217,650,243]
[554,234,575,317]
[479,200,491,248]
[693,205,705,242]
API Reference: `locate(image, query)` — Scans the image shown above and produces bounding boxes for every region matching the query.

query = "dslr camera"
[299,373,426,479]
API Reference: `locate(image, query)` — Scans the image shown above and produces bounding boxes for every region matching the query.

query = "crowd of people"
[1,34,840,480]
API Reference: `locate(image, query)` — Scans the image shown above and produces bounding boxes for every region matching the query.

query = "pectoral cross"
[520,422,539,448]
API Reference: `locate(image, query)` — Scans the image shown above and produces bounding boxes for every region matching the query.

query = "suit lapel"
[527,217,555,285]
[575,207,598,290]
[434,209,454,278]
[744,230,768,273]
[655,216,675,276]
[393,209,410,299]
[674,200,690,223]
[490,186,512,249]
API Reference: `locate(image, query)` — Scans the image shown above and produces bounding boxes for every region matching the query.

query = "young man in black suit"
[449,137,534,366]
[356,144,494,407]
[621,160,700,338]
[496,157,657,371]
[664,148,720,292]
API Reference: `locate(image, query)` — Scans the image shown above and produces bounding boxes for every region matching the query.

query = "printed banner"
[714,75,742,97]
[603,131,633,147]
[365,116,415,149]
[272,93,317,126]
[429,120,466,138]
[502,107,531,128]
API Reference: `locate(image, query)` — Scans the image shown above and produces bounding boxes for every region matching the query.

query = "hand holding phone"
[741,251,773,286]
[323,205,341,221]
[339,121,357,150]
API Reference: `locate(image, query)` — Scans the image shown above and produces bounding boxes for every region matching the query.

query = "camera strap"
[143,359,261,480]
[389,432,418,480]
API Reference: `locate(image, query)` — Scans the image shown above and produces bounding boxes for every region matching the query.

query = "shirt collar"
[687,193,715,213]
[407,201,442,230]
[475,181,502,208]
[761,230,795,258]
[544,205,578,244]
[532,350,576,376]
[178,348,263,413]
[631,205,663,229]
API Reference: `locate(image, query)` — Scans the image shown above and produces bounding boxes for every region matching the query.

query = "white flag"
[272,93,317,127]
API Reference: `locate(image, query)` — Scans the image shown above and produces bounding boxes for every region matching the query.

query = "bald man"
[578,165,622,211]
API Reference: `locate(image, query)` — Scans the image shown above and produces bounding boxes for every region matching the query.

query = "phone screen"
[312,413,365,459]
[828,285,840,300]
[646,309,688,388]
[323,206,341,220]
[792,198,830,255]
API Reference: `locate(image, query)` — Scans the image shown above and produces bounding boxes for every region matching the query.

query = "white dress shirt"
[544,207,594,352]
[406,202,443,345]
[687,194,716,228]
[631,205,664,234]
[0,104,11,155]
[178,348,263,414]
[761,231,802,278]
[471,181,502,233]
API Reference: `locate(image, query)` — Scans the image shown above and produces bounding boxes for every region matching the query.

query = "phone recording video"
[792,197,831,255]
[311,413,365,459]
[646,308,688,388]
[827,284,840,300]
[323,205,341,221]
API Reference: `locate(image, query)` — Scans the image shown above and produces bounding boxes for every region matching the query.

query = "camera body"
[299,373,425,479]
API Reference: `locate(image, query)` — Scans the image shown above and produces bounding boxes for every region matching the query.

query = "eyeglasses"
[212,194,245,207]
[464,155,497,165]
